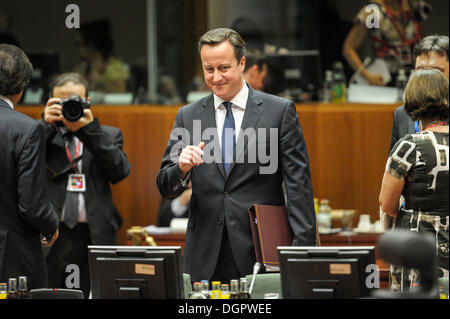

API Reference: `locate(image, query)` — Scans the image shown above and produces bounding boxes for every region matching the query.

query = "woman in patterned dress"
[379,68,448,291]
[343,0,426,86]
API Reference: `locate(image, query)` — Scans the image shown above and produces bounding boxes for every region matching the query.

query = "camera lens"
[62,100,84,122]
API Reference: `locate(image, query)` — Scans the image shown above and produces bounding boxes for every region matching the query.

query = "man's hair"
[244,48,267,72]
[0,44,33,96]
[404,68,449,121]
[49,72,89,97]
[415,35,449,60]
[198,28,246,63]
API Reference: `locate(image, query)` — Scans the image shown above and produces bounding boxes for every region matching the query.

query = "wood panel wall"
[17,103,398,244]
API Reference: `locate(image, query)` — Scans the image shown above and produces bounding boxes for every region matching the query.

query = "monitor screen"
[264,50,322,102]
[278,246,377,299]
[88,245,184,299]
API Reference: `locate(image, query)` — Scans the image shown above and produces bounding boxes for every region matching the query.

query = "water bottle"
[331,62,347,103]
[396,69,408,102]
[322,70,333,103]
[189,282,207,299]
[317,199,332,234]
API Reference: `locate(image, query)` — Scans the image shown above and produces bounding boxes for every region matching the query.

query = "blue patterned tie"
[222,102,235,175]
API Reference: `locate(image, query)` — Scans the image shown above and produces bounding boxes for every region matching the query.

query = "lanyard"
[383,0,408,42]
[423,121,448,130]
[382,0,421,45]
[65,137,82,170]
[415,120,448,132]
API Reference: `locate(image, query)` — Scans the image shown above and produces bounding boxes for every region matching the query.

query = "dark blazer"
[0,99,59,289]
[157,87,317,281]
[39,118,130,245]
[389,105,416,152]
[390,105,449,153]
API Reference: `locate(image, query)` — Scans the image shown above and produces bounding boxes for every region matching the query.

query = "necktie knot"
[223,101,232,113]
[63,131,74,142]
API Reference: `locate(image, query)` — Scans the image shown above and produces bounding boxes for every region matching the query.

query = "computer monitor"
[264,50,322,102]
[88,245,184,299]
[278,246,377,299]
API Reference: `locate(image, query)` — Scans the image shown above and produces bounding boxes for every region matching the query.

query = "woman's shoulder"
[355,0,385,22]
[389,133,416,158]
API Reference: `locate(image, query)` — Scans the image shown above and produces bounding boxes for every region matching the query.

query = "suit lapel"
[81,144,92,177]
[228,88,264,176]
[49,131,92,176]
[201,95,226,179]
[200,89,264,179]
[48,132,71,173]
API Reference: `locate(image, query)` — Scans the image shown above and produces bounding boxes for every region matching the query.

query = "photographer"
[39,72,130,298]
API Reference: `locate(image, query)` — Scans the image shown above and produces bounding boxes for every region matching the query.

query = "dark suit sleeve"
[37,118,58,145]
[16,121,58,237]
[156,108,190,199]
[75,118,130,184]
[389,107,401,153]
[279,102,317,246]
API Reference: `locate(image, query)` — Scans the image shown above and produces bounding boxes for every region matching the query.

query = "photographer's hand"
[44,98,64,126]
[63,109,94,132]
[41,228,59,247]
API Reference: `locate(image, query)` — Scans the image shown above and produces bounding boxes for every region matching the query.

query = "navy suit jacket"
[0,99,58,289]
[157,87,317,281]
[389,105,416,152]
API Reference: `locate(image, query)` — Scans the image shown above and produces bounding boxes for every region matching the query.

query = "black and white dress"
[386,131,449,291]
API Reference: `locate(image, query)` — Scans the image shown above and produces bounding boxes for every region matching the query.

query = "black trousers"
[210,225,242,284]
[45,223,91,298]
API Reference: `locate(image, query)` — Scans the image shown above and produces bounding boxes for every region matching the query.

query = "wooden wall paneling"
[16,103,397,244]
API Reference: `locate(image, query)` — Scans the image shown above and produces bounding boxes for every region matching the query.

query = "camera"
[60,94,91,122]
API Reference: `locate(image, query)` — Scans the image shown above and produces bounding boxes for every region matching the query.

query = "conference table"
[129,230,390,288]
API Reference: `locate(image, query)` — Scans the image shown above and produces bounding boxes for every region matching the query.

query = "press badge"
[67,174,86,192]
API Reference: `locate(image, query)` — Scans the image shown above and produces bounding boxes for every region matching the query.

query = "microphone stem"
[248,263,261,296]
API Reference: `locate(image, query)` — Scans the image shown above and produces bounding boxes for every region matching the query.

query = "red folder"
[248,204,294,267]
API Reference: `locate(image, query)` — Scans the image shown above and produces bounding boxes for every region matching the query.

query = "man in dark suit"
[157,28,316,283]
[389,35,449,152]
[0,44,59,289]
[40,72,130,298]
[243,48,268,91]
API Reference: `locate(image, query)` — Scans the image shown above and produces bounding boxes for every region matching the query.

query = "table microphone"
[248,262,261,297]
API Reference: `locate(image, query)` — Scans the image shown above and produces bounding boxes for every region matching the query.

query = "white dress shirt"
[0,96,14,109]
[213,81,249,149]
[59,127,88,224]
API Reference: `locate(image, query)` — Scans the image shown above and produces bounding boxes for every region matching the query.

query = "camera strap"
[65,138,82,166]
[46,133,84,179]
[46,155,84,179]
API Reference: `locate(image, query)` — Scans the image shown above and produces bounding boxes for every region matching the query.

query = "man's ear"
[239,56,246,71]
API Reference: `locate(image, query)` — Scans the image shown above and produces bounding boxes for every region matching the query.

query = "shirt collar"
[214,81,249,111]
[0,96,14,109]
